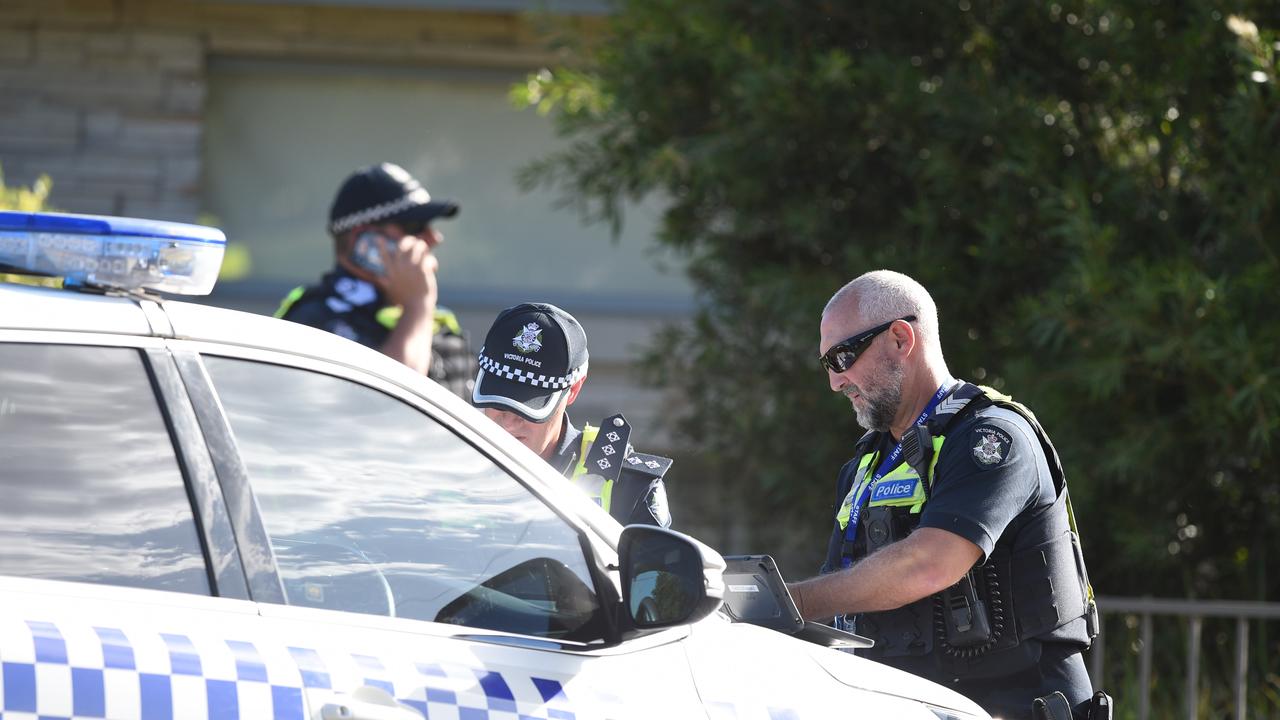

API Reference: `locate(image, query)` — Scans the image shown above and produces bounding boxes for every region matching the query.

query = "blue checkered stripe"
[0,619,576,720]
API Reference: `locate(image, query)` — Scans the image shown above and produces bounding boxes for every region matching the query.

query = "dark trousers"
[954,643,1093,719]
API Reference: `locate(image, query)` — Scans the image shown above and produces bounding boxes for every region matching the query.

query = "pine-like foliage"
[515,1,1280,603]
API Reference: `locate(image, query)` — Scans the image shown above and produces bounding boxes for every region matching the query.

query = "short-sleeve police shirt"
[915,404,1056,561]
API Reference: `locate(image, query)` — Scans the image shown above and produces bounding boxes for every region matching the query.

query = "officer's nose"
[829,370,848,394]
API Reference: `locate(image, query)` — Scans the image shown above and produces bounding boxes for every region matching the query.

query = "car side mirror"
[618,525,725,637]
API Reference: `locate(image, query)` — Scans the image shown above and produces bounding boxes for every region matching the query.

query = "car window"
[0,344,211,595]
[203,356,605,641]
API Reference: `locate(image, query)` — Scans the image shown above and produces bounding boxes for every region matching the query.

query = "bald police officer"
[787,270,1099,718]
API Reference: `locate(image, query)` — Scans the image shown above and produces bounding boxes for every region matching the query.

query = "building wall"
[0,0,593,220]
[0,0,739,556]
[0,0,697,454]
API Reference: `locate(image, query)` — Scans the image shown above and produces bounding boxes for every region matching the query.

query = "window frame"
[0,330,247,599]
[168,338,623,642]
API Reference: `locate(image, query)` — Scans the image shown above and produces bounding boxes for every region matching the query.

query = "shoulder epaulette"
[620,451,673,479]
[583,413,630,483]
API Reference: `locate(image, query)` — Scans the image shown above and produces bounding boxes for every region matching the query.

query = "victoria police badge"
[972,426,1010,466]
[512,322,543,353]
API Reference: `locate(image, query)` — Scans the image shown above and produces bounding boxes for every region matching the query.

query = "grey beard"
[853,360,905,433]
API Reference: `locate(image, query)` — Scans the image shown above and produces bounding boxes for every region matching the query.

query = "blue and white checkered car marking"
[0,619,577,720]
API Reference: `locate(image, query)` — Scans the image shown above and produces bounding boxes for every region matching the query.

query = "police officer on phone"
[786,270,1104,719]
[472,302,672,527]
[276,163,476,398]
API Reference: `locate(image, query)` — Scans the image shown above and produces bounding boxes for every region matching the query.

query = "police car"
[0,211,990,720]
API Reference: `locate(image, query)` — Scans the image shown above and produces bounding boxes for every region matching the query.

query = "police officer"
[787,270,1099,718]
[471,302,672,527]
[276,162,476,399]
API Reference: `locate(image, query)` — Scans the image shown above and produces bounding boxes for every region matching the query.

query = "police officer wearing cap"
[276,162,476,399]
[472,302,673,527]
[786,271,1103,719]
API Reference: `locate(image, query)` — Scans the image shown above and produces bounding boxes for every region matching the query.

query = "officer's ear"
[890,317,917,354]
[564,375,588,406]
[333,227,359,255]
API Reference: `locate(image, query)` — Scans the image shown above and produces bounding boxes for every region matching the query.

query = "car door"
[178,343,708,720]
[0,337,301,720]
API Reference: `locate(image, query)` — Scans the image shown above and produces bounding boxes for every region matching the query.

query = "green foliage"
[0,165,54,212]
[518,0,1280,612]
[0,164,62,288]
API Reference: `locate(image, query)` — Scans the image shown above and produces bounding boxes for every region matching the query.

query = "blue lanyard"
[840,383,951,565]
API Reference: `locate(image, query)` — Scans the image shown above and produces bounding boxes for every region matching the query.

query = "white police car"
[0,211,989,720]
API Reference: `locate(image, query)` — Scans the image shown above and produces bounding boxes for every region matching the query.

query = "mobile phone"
[351,230,389,276]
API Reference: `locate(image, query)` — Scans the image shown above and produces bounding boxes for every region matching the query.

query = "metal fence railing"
[1091,596,1280,720]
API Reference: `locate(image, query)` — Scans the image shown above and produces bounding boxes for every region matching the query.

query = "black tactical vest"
[824,383,1098,681]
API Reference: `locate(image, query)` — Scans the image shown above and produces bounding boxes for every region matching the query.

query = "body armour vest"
[824,383,1098,681]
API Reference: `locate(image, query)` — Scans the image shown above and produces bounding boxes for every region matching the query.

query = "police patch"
[871,478,919,503]
[971,425,1012,466]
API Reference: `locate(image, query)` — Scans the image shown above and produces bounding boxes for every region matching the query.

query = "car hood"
[685,615,989,718]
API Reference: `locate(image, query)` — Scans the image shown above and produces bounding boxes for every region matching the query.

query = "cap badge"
[512,323,543,354]
[972,429,1008,465]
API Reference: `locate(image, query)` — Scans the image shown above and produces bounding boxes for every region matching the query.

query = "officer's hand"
[378,235,438,310]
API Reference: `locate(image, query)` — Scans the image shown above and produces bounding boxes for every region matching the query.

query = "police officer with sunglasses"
[276,162,476,399]
[786,270,1109,719]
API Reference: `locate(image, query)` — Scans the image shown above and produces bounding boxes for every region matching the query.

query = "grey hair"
[823,270,941,351]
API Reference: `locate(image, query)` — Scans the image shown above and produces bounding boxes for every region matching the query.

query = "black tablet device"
[720,554,874,650]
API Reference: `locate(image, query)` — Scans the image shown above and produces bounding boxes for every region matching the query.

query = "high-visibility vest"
[567,423,615,514]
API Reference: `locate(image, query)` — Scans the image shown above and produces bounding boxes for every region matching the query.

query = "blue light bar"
[0,211,226,296]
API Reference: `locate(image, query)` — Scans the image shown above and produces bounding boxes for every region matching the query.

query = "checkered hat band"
[478,354,584,389]
[330,189,431,233]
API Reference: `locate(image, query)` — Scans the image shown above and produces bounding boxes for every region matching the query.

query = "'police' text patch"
[871,478,919,503]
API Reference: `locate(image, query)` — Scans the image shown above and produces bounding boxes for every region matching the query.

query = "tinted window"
[0,344,211,595]
[204,356,603,640]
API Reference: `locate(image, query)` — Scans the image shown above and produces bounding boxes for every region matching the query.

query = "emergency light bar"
[0,211,226,296]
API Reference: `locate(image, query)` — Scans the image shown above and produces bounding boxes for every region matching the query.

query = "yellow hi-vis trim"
[836,435,947,528]
[570,423,614,514]
[375,306,401,330]
[836,452,876,531]
[433,307,462,335]
[274,286,305,318]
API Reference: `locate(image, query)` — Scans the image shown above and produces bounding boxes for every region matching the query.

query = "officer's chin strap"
[1031,690,1113,720]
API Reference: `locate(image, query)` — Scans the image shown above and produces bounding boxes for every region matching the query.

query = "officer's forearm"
[790,529,978,620]
[380,301,434,374]
[790,544,930,620]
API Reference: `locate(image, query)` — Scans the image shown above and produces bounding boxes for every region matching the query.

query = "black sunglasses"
[397,219,428,237]
[819,315,916,373]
